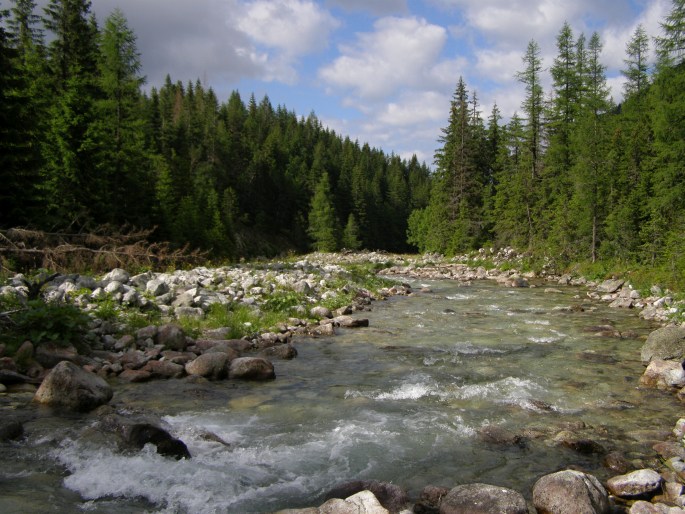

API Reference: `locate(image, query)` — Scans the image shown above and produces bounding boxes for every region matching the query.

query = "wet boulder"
[319,490,388,514]
[641,326,685,363]
[553,430,606,455]
[414,485,451,514]
[639,359,685,391]
[478,425,527,448]
[126,423,191,460]
[326,480,409,513]
[258,343,298,360]
[0,420,24,441]
[606,469,663,499]
[439,483,528,514]
[228,357,275,380]
[532,469,610,514]
[34,361,113,412]
[185,352,232,380]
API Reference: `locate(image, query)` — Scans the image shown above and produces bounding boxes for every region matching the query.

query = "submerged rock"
[34,361,112,412]
[0,420,24,441]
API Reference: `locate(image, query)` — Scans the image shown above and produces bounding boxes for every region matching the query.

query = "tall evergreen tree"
[41,0,101,225]
[570,32,613,262]
[307,172,339,252]
[645,0,685,266]
[515,40,544,247]
[92,8,150,224]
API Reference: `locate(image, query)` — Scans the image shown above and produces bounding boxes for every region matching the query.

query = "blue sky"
[45,0,672,164]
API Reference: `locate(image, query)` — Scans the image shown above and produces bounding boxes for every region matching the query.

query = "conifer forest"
[1,0,684,278]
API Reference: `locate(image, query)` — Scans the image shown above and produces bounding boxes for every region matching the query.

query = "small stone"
[606,469,663,499]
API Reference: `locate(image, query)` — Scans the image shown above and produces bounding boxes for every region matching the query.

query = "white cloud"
[236,0,340,57]
[376,91,450,126]
[474,49,522,83]
[319,16,447,99]
[326,0,408,16]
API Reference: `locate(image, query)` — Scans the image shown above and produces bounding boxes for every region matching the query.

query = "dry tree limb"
[0,227,208,273]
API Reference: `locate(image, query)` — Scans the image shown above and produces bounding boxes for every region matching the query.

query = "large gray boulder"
[185,353,232,380]
[34,361,112,412]
[228,357,275,380]
[641,326,685,363]
[439,483,528,514]
[532,469,610,514]
[155,324,188,351]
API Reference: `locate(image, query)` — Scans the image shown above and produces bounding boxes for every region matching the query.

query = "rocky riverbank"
[1,250,685,513]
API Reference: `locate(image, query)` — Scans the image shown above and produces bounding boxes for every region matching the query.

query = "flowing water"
[1,279,682,513]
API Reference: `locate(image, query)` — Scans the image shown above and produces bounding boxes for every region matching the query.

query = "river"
[0,278,680,513]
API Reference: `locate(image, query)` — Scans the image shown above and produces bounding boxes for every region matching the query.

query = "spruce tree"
[308,172,339,252]
[41,0,101,225]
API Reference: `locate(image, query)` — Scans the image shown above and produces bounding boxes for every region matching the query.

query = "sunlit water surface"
[0,279,680,513]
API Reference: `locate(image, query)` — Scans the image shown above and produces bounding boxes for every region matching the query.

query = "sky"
[35,0,672,164]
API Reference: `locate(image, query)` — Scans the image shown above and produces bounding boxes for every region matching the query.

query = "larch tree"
[570,32,613,262]
[515,40,544,247]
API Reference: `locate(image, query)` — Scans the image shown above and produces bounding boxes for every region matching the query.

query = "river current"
[0,278,681,513]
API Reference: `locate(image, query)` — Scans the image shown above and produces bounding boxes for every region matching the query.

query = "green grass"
[176,303,285,339]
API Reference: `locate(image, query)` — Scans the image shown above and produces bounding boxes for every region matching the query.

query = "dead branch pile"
[0,226,208,273]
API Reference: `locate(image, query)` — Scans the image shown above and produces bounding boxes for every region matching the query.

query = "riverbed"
[0,278,680,513]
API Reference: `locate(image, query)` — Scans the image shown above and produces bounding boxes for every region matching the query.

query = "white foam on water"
[446,293,470,300]
[524,319,550,325]
[527,329,567,344]
[447,376,547,409]
[451,342,506,356]
[345,373,446,402]
[55,412,411,513]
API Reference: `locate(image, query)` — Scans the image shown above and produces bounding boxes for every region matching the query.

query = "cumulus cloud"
[319,16,447,100]
[236,0,340,57]
[326,0,408,16]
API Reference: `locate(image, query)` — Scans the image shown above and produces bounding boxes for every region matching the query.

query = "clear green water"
[0,279,680,513]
